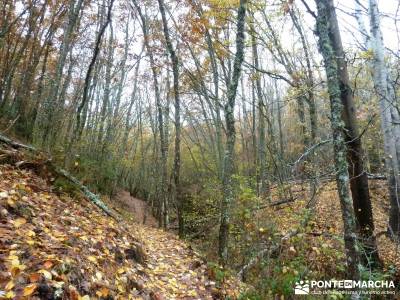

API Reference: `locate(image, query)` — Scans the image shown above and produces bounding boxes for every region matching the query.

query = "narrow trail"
[114,190,158,227]
[0,162,243,299]
[111,190,239,298]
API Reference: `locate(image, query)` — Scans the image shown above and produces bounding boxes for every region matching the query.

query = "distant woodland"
[1,0,400,298]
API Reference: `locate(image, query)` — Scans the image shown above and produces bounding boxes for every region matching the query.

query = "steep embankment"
[0,162,243,299]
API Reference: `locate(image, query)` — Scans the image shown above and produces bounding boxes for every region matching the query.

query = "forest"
[1,0,400,299]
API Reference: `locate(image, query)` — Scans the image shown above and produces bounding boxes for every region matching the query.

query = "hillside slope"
[0,163,242,299]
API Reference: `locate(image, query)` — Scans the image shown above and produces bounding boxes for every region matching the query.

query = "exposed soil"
[113,190,158,227]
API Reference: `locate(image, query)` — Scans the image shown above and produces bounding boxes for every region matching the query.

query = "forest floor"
[0,162,244,300]
[252,179,400,280]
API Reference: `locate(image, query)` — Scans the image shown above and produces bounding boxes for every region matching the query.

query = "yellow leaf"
[117,284,124,292]
[10,266,21,277]
[95,271,102,280]
[14,217,27,228]
[79,295,90,300]
[312,246,320,255]
[5,281,14,290]
[23,283,37,296]
[87,256,97,263]
[96,287,109,297]
[5,291,15,299]
[187,290,198,297]
[10,258,20,267]
[38,269,52,280]
[7,254,18,261]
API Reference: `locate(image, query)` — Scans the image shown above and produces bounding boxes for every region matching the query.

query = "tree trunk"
[315,0,361,281]
[98,25,114,153]
[322,0,381,268]
[251,25,268,197]
[75,0,114,141]
[368,0,400,238]
[157,0,183,235]
[132,0,168,229]
[219,0,247,266]
[42,0,84,147]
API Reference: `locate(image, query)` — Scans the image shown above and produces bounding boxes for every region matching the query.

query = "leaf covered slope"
[0,164,242,299]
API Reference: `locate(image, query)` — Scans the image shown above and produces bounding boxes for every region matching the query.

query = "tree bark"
[315,0,362,281]
[321,0,381,268]
[97,25,114,153]
[368,0,400,239]
[251,24,268,197]
[132,0,168,229]
[218,0,247,266]
[157,0,183,235]
[42,0,84,147]
[75,0,114,141]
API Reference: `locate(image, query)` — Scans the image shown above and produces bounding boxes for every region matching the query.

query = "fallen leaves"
[4,281,14,291]
[22,283,37,296]
[13,217,26,228]
[38,269,52,280]
[87,256,97,263]
[96,286,110,297]
[43,260,54,269]
[0,164,243,299]
[4,291,15,299]
[29,272,41,283]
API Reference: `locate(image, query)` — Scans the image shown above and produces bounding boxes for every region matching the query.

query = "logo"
[294,279,395,296]
[295,280,310,295]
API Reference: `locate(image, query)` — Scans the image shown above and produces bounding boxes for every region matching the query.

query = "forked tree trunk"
[317,0,381,269]
[315,0,361,281]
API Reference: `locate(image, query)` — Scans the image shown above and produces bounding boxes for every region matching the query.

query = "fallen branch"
[0,134,36,151]
[253,197,297,211]
[0,133,119,220]
[0,115,19,134]
[54,167,119,219]
[238,210,312,281]
[366,173,386,180]
[237,229,298,281]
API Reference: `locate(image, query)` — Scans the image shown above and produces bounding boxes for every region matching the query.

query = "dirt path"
[0,164,243,299]
[114,190,158,227]
[110,190,243,298]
